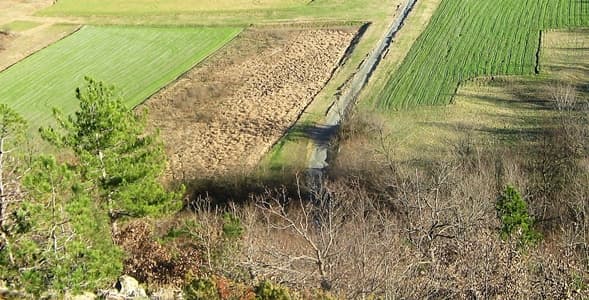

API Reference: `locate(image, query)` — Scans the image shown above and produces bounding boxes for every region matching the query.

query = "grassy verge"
[0,25,241,129]
[359,0,442,110]
[41,0,304,15]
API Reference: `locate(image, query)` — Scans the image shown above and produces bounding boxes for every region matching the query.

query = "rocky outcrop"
[99,275,148,300]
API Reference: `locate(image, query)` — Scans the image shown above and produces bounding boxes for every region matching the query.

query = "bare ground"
[0,0,79,72]
[143,28,357,180]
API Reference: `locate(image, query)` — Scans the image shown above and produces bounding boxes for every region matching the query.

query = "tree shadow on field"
[285,122,340,147]
[176,165,310,208]
[175,121,342,207]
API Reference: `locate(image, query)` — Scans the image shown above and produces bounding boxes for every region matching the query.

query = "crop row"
[0,25,241,128]
[377,0,589,109]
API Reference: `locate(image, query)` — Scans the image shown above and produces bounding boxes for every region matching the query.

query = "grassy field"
[42,0,306,14]
[39,0,393,26]
[0,24,79,72]
[356,28,588,166]
[1,20,41,32]
[376,0,589,109]
[0,25,241,129]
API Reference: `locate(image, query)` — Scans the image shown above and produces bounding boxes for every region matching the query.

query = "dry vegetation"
[237,82,588,297]
[127,81,588,298]
[144,28,357,181]
[123,29,589,297]
[0,30,11,51]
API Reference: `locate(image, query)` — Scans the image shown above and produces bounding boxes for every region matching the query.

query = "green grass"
[377,0,589,109]
[0,25,241,129]
[365,28,588,165]
[42,0,306,14]
[2,20,41,32]
[39,0,392,26]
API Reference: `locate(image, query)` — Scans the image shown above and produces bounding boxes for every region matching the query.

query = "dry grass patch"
[144,27,357,181]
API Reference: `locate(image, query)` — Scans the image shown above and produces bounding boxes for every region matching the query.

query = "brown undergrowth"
[0,30,12,51]
[115,219,201,287]
[142,82,588,298]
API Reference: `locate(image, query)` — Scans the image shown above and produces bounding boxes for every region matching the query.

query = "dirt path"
[307,0,419,177]
[142,28,357,181]
[0,1,51,25]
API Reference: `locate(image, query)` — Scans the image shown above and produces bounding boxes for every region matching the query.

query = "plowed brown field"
[143,28,356,180]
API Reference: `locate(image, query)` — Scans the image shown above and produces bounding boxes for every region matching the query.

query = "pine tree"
[0,104,27,267]
[0,155,123,296]
[40,77,181,232]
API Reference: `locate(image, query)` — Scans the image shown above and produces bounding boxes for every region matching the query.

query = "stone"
[149,288,183,300]
[115,275,148,298]
[64,291,97,300]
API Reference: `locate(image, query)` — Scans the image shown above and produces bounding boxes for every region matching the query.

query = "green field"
[376,0,589,109]
[39,0,392,26]
[42,0,306,14]
[0,25,241,128]
[365,28,589,166]
[1,20,41,32]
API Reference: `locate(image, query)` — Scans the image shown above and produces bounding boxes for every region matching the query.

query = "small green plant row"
[377,0,589,109]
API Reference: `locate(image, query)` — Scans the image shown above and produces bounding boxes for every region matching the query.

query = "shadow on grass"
[174,165,310,207]
[285,122,340,146]
[175,122,345,206]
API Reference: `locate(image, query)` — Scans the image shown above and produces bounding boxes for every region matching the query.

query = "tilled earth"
[0,31,11,50]
[143,28,356,180]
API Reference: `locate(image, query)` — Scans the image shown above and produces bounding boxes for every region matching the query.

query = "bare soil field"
[0,0,78,72]
[0,31,12,50]
[0,0,52,23]
[143,28,357,180]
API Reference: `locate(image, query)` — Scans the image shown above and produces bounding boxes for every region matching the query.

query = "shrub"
[222,213,244,239]
[255,280,291,300]
[496,185,542,247]
[184,277,219,300]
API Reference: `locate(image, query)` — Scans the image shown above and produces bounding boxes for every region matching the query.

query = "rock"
[149,288,183,300]
[101,290,126,300]
[64,291,97,300]
[115,275,148,299]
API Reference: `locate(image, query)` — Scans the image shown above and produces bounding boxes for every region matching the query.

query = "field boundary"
[253,25,369,171]
[307,0,419,177]
[0,23,82,73]
[132,27,243,110]
[535,30,543,75]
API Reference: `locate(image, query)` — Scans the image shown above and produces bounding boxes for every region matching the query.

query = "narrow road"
[307,0,419,184]
[307,0,417,174]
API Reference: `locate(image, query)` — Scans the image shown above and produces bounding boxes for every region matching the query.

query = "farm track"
[307,0,418,177]
[143,28,356,180]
